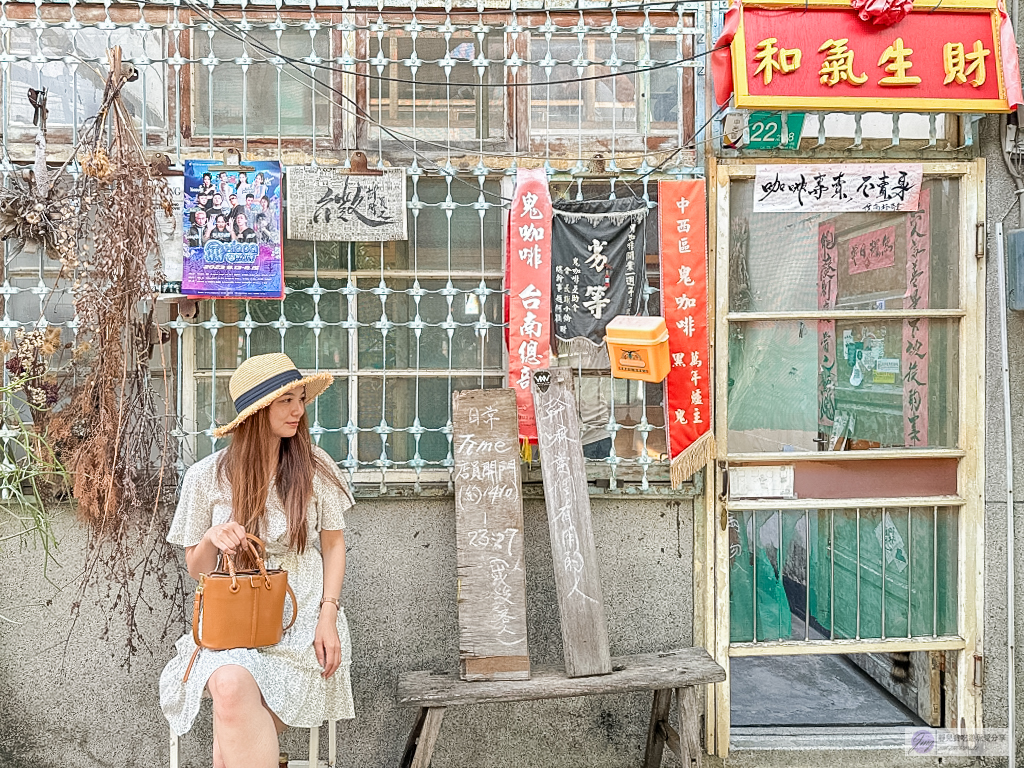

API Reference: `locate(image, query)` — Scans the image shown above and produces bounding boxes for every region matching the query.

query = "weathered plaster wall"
[980,110,1024,768]
[0,493,695,768]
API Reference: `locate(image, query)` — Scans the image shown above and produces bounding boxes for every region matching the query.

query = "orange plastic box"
[604,315,670,383]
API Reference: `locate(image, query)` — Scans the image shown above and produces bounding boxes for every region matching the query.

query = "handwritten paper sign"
[286,166,407,242]
[754,164,922,213]
[182,160,284,299]
[453,389,530,681]
[848,226,897,274]
[817,222,839,434]
[903,188,931,446]
[531,368,612,678]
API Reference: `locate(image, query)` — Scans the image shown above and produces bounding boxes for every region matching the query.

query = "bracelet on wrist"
[319,596,340,611]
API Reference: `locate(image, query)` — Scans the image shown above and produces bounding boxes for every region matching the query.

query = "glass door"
[706,161,985,755]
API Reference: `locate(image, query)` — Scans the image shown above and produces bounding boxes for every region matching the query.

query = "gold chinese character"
[877,37,921,86]
[818,39,867,86]
[753,37,802,85]
[943,40,990,87]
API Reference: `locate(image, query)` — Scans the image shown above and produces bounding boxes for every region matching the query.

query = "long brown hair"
[218,406,342,566]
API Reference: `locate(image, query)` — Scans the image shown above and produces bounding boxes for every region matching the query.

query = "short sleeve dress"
[159,446,356,736]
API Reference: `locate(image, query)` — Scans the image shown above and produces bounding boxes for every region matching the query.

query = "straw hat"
[213,353,333,438]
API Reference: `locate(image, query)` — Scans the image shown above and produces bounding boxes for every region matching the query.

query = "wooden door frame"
[696,159,986,757]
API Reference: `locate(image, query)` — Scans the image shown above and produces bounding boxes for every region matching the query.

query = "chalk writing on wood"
[452,388,530,682]
[531,368,612,678]
[285,166,407,242]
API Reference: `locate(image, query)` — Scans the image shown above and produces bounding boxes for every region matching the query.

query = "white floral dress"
[159,447,355,736]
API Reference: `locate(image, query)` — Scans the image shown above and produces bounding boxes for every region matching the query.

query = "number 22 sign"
[746,111,805,150]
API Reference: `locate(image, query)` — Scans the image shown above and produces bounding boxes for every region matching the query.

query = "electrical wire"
[172,0,726,90]
[179,0,722,195]
[179,0,725,17]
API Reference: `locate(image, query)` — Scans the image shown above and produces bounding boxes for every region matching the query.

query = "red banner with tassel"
[659,180,714,486]
[507,168,553,443]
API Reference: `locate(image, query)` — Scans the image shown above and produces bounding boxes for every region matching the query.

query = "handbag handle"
[221,533,272,591]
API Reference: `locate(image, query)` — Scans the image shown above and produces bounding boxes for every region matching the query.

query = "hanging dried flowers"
[30,48,184,669]
[44,46,176,531]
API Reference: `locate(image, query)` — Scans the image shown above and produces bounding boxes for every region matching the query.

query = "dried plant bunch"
[43,46,175,533]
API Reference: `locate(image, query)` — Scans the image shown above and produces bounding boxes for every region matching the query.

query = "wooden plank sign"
[530,368,612,678]
[452,388,531,681]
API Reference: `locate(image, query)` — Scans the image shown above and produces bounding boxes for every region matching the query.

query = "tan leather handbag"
[183,533,297,682]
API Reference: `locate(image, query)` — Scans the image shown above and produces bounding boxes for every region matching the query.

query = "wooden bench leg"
[400,706,447,768]
[643,689,673,768]
[675,687,703,768]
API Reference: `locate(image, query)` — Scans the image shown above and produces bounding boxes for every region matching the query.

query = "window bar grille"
[541,11,552,174]
[574,11,584,176]
[442,172,457,478]
[881,509,887,639]
[856,506,862,639]
[804,508,810,641]
[344,244,359,476]
[830,509,835,639]
[752,509,758,642]
[933,504,939,637]
[410,173,425,487]
[609,9,619,169]
[850,113,864,151]
[309,245,324,449]
[907,506,913,639]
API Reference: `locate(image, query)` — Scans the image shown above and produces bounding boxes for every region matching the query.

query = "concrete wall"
[980,112,1024,768]
[0,493,695,768]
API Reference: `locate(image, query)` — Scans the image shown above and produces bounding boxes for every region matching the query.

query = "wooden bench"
[396,647,726,768]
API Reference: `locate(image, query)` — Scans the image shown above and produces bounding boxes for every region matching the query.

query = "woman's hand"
[205,521,248,555]
[185,521,248,580]
[314,606,342,679]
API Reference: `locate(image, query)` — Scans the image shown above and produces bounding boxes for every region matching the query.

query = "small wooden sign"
[531,368,612,678]
[452,388,530,682]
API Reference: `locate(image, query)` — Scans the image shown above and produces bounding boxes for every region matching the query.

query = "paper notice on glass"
[729,465,796,499]
[753,164,922,213]
[155,175,184,285]
[286,166,407,242]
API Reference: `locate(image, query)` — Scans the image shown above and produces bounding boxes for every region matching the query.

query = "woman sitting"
[160,353,355,768]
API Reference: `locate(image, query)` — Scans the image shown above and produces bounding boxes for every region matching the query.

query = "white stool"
[169,716,337,767]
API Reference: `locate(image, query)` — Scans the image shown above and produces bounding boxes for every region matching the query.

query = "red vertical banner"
[507,168,553,442]
[659,180,714,486]
[903,189,930,446]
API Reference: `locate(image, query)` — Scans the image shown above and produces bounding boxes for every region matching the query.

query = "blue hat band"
[233,369,303,413]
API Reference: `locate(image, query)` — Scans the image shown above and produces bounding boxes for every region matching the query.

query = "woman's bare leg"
[207,665,279,768]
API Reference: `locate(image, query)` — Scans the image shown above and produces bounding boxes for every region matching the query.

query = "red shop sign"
[730,0,1019,112]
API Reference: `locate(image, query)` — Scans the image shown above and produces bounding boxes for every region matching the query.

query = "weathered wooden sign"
[531,368,612,678]
[285,166,407,242]
[452,388,530,682]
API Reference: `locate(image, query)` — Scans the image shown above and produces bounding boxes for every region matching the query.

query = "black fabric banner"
[551,198,648,344]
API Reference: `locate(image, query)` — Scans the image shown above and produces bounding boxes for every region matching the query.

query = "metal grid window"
[0,0,974,495]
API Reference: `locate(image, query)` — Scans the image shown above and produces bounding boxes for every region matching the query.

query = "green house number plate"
[747,112,805,150]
